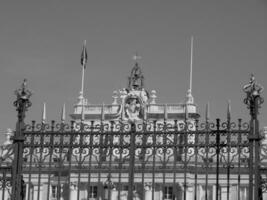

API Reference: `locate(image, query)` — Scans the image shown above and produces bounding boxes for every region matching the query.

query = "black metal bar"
[117,122,124,199]
[12,79,32,200]
[254,99,261,200]
[161,120,167,200]
[86,121,94,200]
[46,121,55,200]
[107,121,114,200]
[172,120,178,200]
[37,130,45,200]
[194,119,199,200]
[152,121,157,200]
[128,122,136,200]
[183,119,188,200]
[27,126,35,200]
[237,119,242,200]
[205,121,210,200]
[243,74,264,200]
[141,121,148,200]
[77,122,84,200]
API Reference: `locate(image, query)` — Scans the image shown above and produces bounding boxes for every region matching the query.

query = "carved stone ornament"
[123,95,143,121]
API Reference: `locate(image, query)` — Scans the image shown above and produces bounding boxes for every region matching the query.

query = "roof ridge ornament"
[128,53,144,90]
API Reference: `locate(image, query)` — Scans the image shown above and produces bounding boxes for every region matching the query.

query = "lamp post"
[12,79,32,200]
[243,74,264,200]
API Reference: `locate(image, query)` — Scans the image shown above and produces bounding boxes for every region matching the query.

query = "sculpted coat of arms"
[124,96,143,121]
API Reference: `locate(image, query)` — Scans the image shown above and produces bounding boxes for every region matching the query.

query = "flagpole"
[81,64,85,98]
[185,36,194,104]
[80,40,87,99]
[80,40,87,122]
[190,36,193,93]
[81,65,85,122]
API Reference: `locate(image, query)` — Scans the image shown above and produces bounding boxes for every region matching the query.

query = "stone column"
[186,185,193,200]
[198,185,204,200]
[262,191,267,200]
[32,185,37,200]
[111,188,118,200]
[30,184,42,200]
[69,183,78,200]
[230,185,237,200]
[42,183,48,200]
[144,184,152,200]
[212,185,216,200]
[220,186,227,200]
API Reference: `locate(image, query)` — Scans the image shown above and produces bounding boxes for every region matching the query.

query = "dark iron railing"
[0,75,265,200]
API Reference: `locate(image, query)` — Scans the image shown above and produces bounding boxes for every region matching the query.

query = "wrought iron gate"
[0,75,265,200]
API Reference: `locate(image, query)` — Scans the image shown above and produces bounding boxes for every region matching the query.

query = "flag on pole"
[81,40,87,67]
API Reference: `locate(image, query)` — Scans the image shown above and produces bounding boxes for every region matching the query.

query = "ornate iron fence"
[0,75,265,200]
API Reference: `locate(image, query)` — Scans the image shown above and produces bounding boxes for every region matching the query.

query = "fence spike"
[205,102,210,122]
[164,104,168,121]
[143,103,147,121]
[227,100,231,121]
[61,103,66,123]
[101,102,105,122]
[42,102,46,124]
[184,104,188,121]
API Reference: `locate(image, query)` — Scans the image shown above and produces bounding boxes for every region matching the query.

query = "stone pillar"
[42,183,48,200]
[198,185,204,200]
[0,188,2,200]
[159,189,163,200]
[230,185,237,200]
[220,186,227,200]
[69,183,78,200]
[32,185,38,200]
[111,188,118,200]
[144,184,152,200]
[186,185,193,200]
[212,185,216,200]
[262,191,267,200]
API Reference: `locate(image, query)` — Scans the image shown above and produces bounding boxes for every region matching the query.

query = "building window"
[51,185,60,198]
[164,186,173,200]
[123,185,129,191]
[88,186,98,198]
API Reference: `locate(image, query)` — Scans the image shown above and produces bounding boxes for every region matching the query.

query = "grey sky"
[0,1,266,141]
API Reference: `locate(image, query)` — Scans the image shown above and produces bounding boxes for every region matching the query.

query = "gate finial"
[42,102,46,124]
[205,102,210,122]
[61,103,66,123]
[227,100,231,121]
[164,104,168,121]
[101,103,105,122]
